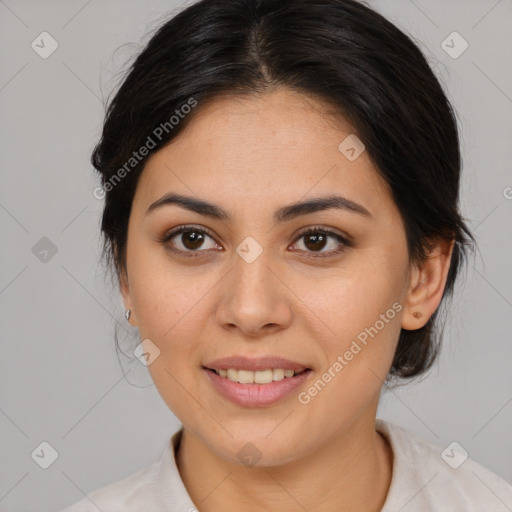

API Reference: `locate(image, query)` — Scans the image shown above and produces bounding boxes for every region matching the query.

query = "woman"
[62,0,512,510]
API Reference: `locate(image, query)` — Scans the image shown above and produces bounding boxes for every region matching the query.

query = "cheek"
[294,255,405,400]
[133,281,212,358]
[127,243,209,339]
[294,289,400,430]
[296,256,404,344]
[128,259,212,419]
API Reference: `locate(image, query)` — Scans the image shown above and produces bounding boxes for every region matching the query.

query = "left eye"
[290,228,349,257]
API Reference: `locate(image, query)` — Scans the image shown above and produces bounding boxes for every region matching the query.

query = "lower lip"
[203,368,313,407]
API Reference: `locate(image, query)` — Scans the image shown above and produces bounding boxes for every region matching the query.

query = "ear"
[402,237,455,330]
[119,266,138,327]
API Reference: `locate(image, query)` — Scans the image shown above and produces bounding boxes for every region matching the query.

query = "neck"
[176,408,393,512]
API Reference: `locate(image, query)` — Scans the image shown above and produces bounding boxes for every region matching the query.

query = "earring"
[412,311,422,319]
[125,309,131,321]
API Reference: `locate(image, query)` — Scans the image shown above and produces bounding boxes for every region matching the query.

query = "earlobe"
[401,238,455,330]
[119,268,137,326]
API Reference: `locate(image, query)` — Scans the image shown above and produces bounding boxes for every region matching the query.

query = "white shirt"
[60,419,512,511]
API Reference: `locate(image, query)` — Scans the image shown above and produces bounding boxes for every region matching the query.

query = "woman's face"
[121,87,413,465]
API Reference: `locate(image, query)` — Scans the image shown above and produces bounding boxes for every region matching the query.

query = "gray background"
[1,0,511,511]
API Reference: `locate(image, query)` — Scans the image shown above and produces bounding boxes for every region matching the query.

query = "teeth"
[214,368,303,384]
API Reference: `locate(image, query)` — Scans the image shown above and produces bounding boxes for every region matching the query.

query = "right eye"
[159,224,222,257]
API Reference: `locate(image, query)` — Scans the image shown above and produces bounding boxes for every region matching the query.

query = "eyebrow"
[145,192,372,222]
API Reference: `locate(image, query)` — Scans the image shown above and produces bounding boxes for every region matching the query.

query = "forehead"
[133,88,394,221]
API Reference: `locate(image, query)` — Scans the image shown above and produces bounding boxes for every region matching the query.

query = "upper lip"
[203,356,311,372]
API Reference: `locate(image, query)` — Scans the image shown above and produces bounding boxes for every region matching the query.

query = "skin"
[120,87,454,512]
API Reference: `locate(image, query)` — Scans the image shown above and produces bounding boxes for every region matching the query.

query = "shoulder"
[59,426,198,512]
[377,419,512,512]
[58,460,161,512]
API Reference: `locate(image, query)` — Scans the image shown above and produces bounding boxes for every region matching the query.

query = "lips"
[203,355,311,373]
[203,365,313,407]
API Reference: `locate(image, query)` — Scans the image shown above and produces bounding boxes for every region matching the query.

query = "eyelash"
[158,224,352,259]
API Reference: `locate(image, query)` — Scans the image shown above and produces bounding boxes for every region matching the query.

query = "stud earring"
[125,309,131,321]
[412,311,422,319]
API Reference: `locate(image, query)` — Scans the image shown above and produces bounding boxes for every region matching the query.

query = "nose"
[215,247,293,338]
